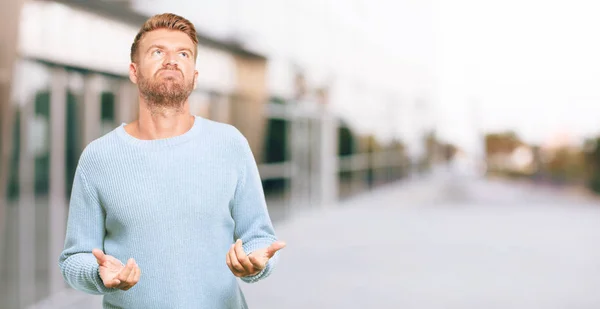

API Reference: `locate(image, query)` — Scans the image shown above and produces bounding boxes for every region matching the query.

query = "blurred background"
[1,0,599,308]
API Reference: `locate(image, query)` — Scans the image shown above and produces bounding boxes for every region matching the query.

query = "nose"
[163,52,179,66]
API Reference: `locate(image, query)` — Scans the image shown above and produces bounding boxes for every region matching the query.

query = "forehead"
[140,29,196,49]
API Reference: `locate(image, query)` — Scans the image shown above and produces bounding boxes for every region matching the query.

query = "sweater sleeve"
[230,134,280,284]
[58,162,118,295]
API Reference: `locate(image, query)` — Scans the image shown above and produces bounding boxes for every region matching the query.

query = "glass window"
[65,70,84,198]
[2,59,53,309]
[98,76,123,135]
[1,60,89,308]
[101,91,116,134]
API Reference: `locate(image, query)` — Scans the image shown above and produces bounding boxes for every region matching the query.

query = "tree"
[485,131,523,157]
[584,137,600,193]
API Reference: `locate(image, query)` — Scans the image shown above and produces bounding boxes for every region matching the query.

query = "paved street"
[241,175,600,309]
[19,174,600,308]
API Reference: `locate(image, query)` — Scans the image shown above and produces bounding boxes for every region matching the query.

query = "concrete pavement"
[241,176,600,309]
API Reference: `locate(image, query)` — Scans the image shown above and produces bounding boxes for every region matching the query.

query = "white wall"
[19,1,137,76]
[18,1,237,94]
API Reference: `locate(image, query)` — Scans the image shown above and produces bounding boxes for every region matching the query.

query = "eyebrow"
[147,44,195,56]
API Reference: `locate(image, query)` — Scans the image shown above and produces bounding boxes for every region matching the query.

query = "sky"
[134,0,600,155]
[434,0,600,151]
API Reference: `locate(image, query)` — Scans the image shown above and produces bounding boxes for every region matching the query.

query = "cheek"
[184,68,196,80]
[135,66,148,78]
[151,65,163,76]
[139,62,160,76]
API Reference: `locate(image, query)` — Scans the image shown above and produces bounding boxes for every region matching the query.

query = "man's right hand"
[92,248,141,291]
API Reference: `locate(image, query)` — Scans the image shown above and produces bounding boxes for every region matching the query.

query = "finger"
[265,241,287,258]
[234,240,255,273]
[126,262,138,283]
[229,244,244,273]
[133,263,141,284]
[117,259,135,283]
[116,266,134,290]
[122,264,139,291]
[228,244,245,273]
[226,245,243,277]
[225,248,236,276]
[248,254,265,270]
[92,249,106,264]
[95,251,123,271]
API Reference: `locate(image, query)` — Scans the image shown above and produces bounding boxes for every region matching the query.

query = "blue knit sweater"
[58,116,280,309]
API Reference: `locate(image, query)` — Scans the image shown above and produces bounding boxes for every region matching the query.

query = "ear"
[129,63,138,84]
[193,70,198,90]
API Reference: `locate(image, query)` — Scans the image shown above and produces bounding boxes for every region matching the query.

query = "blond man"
[59,13,285,309]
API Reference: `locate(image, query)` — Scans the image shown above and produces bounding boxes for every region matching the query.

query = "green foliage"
[584,137,600,193]
[338,124,355,156]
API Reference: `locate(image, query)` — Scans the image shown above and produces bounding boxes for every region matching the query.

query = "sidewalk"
[239,176,450,308]
[240,176,600,309]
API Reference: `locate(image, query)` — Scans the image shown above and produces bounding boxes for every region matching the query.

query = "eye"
[179,51,189,58]
[152,50,163,57]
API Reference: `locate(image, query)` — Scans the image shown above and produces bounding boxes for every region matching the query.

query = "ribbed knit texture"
[58,116,279,309]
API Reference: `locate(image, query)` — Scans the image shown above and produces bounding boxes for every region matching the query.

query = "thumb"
[265,241,286,258]
[92,248,106,264]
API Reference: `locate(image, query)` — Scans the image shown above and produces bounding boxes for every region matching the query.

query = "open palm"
[92,249,140,290]
[248,241,285,270]
[226,239,286,277]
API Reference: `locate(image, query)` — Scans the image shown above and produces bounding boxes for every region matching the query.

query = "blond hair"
[130,13,198,63]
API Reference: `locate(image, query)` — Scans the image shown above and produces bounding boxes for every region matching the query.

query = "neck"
[125,96,195,140]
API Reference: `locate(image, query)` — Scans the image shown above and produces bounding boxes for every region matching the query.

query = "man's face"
[130,29,198,109]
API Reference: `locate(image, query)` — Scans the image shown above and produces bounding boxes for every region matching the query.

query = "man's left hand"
[226,239,286,277]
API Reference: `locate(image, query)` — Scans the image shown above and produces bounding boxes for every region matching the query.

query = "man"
[58,13,285,309]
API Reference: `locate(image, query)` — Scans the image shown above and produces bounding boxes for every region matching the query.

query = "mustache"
[156,65,182,75]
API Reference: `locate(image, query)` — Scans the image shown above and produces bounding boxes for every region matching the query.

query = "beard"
[137,67,194,112]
